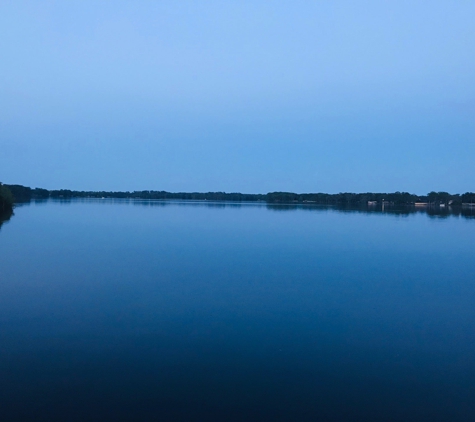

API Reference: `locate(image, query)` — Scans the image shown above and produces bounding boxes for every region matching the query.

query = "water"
[1,200,474,421]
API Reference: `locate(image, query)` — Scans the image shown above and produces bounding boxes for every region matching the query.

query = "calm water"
[1,200,474,421]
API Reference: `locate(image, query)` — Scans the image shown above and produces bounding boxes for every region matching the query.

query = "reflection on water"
[0,208,13,231]
[15,197,475,219]
[266,203,475,218]
[0,200,474,421]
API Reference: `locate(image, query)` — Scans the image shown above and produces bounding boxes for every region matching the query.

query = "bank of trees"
[3,185,49,202]
[265,191,422,204]
[3,183,474,206]
[45,189,267,202]
[265,191,475,205]
[0,183,14,230]
[0,183,14,212]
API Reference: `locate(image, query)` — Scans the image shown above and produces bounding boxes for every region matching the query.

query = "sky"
[1,1,474,194]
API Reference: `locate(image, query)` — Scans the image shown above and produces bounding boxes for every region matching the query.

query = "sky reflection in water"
[0,200,474,421]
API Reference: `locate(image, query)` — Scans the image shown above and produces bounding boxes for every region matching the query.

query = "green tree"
[0,183,14,212]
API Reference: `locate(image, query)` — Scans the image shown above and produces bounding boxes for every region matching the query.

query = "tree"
[0,183,14,212]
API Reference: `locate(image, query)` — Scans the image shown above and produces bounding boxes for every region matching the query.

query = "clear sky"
[1,1,474,194]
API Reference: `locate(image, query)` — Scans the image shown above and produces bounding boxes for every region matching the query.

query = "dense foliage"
[0,183,14,212]
[266,191,475,205]
[4,184,475,206]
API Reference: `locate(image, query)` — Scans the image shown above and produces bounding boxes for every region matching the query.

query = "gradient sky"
[1,1,474,194]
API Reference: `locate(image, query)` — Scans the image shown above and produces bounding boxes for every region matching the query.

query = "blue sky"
[1,1,474,194]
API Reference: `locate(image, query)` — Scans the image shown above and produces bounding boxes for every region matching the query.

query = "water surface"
[1,200,474,421]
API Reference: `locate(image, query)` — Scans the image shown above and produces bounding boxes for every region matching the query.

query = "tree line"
[0,183,14,212]
[4,184,475,206]
[266,191,475,205]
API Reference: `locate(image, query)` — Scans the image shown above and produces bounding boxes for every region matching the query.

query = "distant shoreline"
[4,183,475,207]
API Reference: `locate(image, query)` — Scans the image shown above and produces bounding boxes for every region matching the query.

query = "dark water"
[1,200,474,421]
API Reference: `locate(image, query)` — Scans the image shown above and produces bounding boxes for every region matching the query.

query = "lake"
[1,199,474,421]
